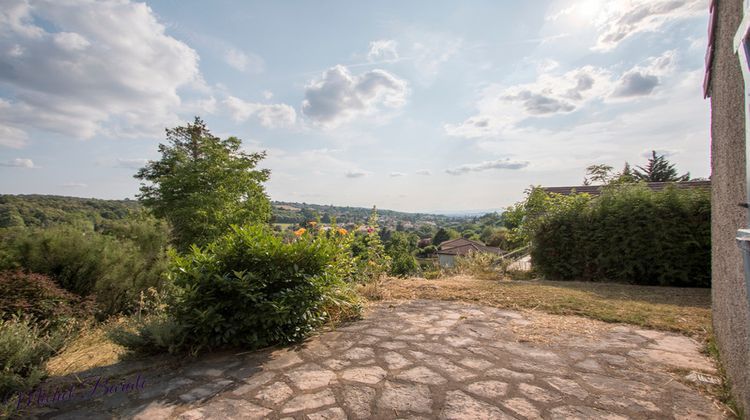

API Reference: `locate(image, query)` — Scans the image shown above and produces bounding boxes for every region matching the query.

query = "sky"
[0,0,712,213]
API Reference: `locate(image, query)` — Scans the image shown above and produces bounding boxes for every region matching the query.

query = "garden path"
[35,300,725,419]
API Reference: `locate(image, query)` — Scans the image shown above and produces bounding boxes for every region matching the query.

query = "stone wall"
[710,0,750,413]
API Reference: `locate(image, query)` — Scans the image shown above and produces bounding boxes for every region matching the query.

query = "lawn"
[371,275,713,342]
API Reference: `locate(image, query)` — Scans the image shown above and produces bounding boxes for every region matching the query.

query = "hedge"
[531,184,710,287]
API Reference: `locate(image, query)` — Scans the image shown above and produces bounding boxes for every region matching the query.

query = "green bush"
[146,225,360,353]
[350,209,391,282]
[389,251,420,277]
[531,185,710,287]
[0,317,68,399]
[1,222,168,317]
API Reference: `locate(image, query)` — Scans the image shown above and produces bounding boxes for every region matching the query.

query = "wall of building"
[438,254,455,268]
[710,0,750,412]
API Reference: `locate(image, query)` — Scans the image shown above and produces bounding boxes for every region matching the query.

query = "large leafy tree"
[634,151,690,182]
[135,117,271,250]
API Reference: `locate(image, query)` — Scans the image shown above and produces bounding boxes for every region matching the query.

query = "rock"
[377,381,432,414]
[396,366,447,385]
[341,385,376,419]
[440,390,512,419]
[382,351,411,370]
[254,381,293,405]
[545,377,589,400]
[340,366,387,384]
[307,407,347,420]
[518,383,562,403]
[466,380,508,399]
[179,379,233,403]
[285,364,336,390]
[281,389,336,414]
[502,397,540,418]
[548,405,628,420]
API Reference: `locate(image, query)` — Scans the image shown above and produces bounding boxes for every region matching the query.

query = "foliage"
[634,151,690,182]
[583,164,614,185]
[385,231,420,277]
[0,195,139,230]
[351,208,392,282]
[135,117,271,250]
[531,184,710,286]
[453,251,507,280]
[432,227,460,246]
[0,316,68,400]
[479,226,510,249]
[1,223,168,317]
[124,224,361,353]
[503,187,591,248]
[0,271,90,326]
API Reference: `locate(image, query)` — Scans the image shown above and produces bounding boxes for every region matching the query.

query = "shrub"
[351,208,391,282]
[2,224,168,317]
[453,251,507,280]
[531,185,710,286]
[389,251,420,277]
[0,271,91,325]
[0,317,68,400]
[138,224,360,353]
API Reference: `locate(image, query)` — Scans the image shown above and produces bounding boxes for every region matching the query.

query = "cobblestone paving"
[40,300,724,419]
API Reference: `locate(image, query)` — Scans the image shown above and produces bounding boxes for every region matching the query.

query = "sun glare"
[576,0,602,20]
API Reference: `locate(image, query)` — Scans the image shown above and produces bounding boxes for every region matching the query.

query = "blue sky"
[0,0,710,212]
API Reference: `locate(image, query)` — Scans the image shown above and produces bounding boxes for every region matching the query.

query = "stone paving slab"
[32,300,725,419]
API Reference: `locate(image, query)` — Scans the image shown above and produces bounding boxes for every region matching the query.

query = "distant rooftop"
[436,238,504,256]
[542,180,711,196]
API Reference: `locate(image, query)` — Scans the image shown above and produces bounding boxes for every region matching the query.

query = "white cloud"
[550,1,704,51]
[446,159,529,175]
[611,50,677,98]
[0,121,28,148]
[445,66,611,139]
[389,172,406,177]
[405,28,463,85]
[223,96,296,128]
[612,71,659,97]
[415,169,431,175]
[0,158,34,168]
[368,39,399,62]
[262,90,274,100]
[224,47,264,73]
[60,182,87,188]
[302,65,408,127]
[345,169,368,178]
[0,0,204,141]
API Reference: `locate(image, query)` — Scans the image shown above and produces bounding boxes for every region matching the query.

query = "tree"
[583,164,614,185]
[634,151,690,182]
[135,117,271,250]
[432,227,460,246]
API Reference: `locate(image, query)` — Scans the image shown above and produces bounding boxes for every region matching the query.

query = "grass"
[375,275,713,342]
[45,319,128,377]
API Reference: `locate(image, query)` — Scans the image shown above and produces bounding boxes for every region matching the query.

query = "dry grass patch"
[45,320,128,377]
[377,275,712,342]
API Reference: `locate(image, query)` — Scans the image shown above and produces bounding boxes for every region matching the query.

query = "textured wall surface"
[710,0,750,413]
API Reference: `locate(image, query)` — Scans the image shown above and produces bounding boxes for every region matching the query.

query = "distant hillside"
[0,195,465,230]
[0,194,140,228]
[271,201,461,227]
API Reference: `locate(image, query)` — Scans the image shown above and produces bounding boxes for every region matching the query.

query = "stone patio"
[30,300,724,419]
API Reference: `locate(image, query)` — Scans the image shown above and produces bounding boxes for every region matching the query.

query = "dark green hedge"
[531,185,710,287]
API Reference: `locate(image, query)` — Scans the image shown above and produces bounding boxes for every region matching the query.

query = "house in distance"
[436,238,504,268]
